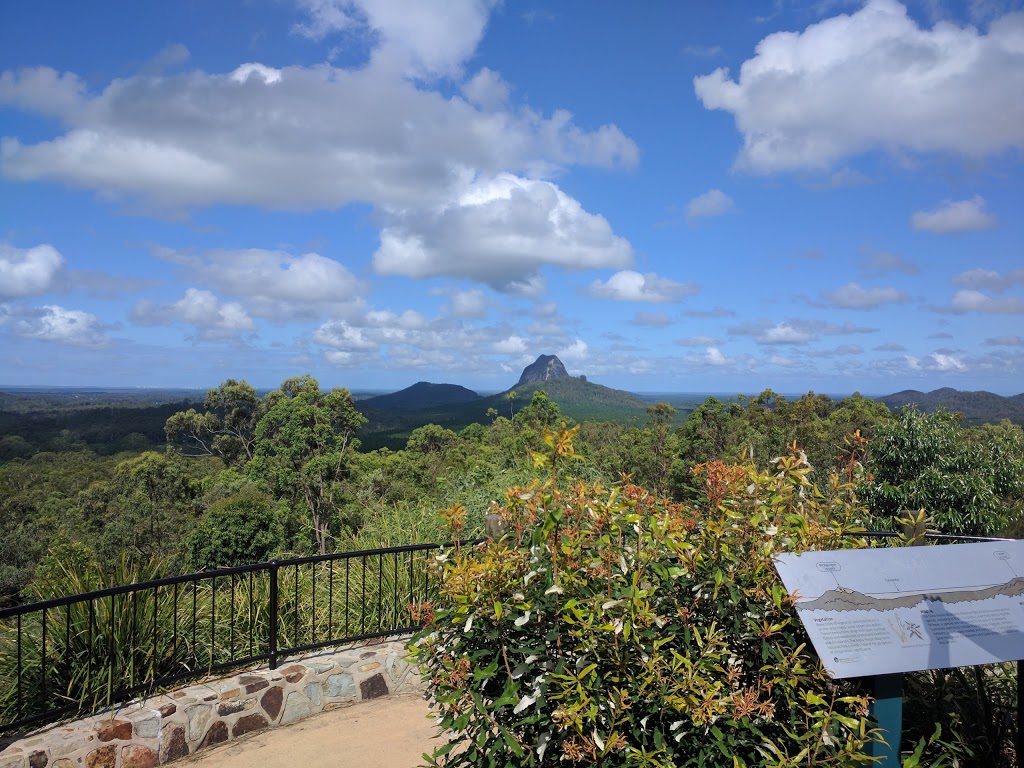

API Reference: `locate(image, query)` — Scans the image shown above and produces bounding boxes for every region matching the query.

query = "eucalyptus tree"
[246,375,366,554]
[164,379,264,467]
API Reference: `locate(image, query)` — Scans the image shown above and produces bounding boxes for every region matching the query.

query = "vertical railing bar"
[248,570,254,659]
[191,581,198,668]
[152,584,159,683]
[408,550,415,625]
[328,558,334,640]
[230,573,236,661]
[268,562,279,670]
[130,588,137,688]
[393,552,399,629]
[16,613,22,719]
[345,557,350,640]
[311,559,317,646]
[108,594,115,709]
[210,576,217,669]
[65,602,71,701]
[41,606,48,705]
[87,599,94,687]
[172,582,179,667]
[293,563,299,651]
[361,554,367,635]
[377,554,383,631]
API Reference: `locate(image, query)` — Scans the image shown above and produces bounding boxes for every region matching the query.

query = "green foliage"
[861,407,1024,536]
[247,374,367,554]
[410,427,876,767]
[902,666,1014,768]
[184,491,285,570]
[164,379,264,467]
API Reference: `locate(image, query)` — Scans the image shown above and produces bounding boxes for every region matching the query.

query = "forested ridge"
[2,374,1022,608]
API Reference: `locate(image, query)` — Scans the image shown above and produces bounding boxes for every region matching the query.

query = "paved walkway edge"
[0,637,423,768]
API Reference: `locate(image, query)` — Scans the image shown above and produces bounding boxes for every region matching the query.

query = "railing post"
[268,562,279,670]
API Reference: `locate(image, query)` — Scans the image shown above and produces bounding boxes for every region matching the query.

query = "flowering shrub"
[410,427,877,767]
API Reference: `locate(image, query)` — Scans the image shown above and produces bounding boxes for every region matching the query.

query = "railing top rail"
[844,530,1014,543]
[0,539,479,620]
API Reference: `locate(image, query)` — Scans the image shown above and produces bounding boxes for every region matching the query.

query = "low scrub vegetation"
[412,427,879,767]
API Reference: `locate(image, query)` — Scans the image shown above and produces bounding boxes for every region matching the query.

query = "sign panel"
[774,540,1024,679]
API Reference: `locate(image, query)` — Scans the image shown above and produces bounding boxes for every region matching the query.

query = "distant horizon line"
[3,383,1022,399]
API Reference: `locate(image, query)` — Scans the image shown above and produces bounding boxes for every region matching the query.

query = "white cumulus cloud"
[686,188,735,220]
[374,174,633,292]
[132,288,255,340]
[951,267,1024,291]
[0,57,636,212]
[586,270,698,303]
[950,290,1024,314]
[694,0,1024,173]
[0,243,65,297]
[157,248,366,320]
[12,304,108,346]
[912,196,998,233]
[821,281,910,309]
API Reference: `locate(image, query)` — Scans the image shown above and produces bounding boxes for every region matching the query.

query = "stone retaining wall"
[0,638,423,768]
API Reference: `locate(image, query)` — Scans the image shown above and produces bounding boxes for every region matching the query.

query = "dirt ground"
[179,694,442,768]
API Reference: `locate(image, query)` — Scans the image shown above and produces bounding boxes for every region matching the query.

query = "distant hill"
[357,354,657,450]
[875,388,1024,426]
[359,381,481,410]
[505,374,650,423]
[517,354,569,385]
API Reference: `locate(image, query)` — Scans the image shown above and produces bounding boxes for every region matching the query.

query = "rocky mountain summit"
[517,354,570,386]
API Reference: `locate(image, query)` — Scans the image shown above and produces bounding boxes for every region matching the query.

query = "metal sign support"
[867,674,903,766]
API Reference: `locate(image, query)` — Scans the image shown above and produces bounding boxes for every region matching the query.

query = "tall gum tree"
[246,375,366,554]
[164,379,264,467]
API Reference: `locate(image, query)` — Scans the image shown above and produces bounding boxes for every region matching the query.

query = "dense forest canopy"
[2,374,1022,609]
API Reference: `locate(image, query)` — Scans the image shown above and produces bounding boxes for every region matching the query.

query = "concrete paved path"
[178,694,442,768]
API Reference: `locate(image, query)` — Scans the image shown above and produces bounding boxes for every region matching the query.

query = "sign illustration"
[774,540,1024,678]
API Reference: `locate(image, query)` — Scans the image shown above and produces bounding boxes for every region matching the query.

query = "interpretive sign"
[774,540,1024,679]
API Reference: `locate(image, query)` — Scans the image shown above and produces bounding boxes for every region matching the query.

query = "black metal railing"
[0,541,465,735]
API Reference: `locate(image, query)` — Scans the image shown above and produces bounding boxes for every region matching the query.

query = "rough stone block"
[304,682,322,708]
[359,673,389,700]
[85,745,116,768]
[359,651,376,659]
[323,672,357,700]
[217,698,250,717]
[95,719,132,743]
[120,745,158,768]
[261,687,283,720]
[198,721,228,750]
[280,664,305,683]
[309,660,334,673]
[159,725,189,763]
[186,704,212,742]
[158,702,177,717]
[52,761,74,768]
[357,662,380,673]
[280,691,316,725]
[238,675,269,694]
[0,753,27,768]
[44,729,85,759]
[28,751,47,768]
[128,712,160,739]
[231,714,268,738]
[386,651,411,682]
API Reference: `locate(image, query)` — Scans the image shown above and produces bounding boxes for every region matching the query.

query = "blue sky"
[1,0,1022,395]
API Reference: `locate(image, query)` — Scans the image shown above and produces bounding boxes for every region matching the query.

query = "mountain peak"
[517,354,570,386]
